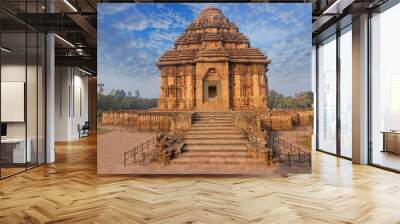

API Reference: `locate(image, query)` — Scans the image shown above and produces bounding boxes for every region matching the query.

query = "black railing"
[124,136,157,166]
[266,126,311,167]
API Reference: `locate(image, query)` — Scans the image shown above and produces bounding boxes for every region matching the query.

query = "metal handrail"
[267,126,311,167]
[123,136,157,166]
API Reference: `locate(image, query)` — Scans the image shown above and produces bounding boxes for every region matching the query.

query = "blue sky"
[98,3,311,98]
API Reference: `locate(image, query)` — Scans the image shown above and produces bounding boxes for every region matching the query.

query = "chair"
[79,121,90,138]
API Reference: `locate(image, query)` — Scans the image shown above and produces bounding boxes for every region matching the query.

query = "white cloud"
[112,6,190,32]
[98,3,132,15]
[114,16,172,31]
[99,3,311,97]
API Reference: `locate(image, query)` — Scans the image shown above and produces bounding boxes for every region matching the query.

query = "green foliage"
[97,89,157,116]
[268,90,313,109]
[97,88,312,115]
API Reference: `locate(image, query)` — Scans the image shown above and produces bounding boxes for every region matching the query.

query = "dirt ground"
[97,125,311,175]
[278,125,313,152]
[97,125,160,174]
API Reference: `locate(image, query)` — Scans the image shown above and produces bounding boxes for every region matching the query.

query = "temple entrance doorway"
[203,80,220,103]
[198,67,229,111]
[208,85,217,101]
[202,68,221,104]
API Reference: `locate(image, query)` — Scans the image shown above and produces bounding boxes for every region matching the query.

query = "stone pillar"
[264,73,269,108]
[170,72,176,110]
[234,73,241,108]
[186,65,194,110]
[158,68,165,110]
[252,73,260,108]
[186,72,194,110]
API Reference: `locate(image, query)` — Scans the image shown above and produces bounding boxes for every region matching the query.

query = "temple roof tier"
[157,7,270,67]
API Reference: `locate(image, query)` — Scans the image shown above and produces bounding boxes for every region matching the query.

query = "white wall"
[55,67,69,141]
[1,65,41,137]
[1,65,27,139]
[72,73,89,138]
[1,63,46,164]
[55,67,89,141]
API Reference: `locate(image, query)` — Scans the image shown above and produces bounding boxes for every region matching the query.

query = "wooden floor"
[1,136,400,223]
[372,150,400,171]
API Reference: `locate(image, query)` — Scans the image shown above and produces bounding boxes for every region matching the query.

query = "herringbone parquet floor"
[1,135,400,224]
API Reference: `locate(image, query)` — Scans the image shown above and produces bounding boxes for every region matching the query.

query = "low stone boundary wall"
[296,110,314,126]
[260,114,293,131]
[100,109,312,132]
[256,109,313,131]
[100,110,192,132]
[232,111,312,167]
[232,109,313,134]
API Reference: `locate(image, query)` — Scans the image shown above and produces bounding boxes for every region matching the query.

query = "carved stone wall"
[230,63,268,110]
[158,64,196,111]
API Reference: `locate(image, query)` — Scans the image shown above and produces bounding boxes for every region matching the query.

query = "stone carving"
[156,7,271,112]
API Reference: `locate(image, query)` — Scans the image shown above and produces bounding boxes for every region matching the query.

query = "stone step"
[184,145,247,151]
[193,117,233,120]
[180,151,248,157]
[189,126,238,130]
[184,144,247,151]
[186,129,244,135]
[193,116,233,119]
[184,139,248,145]
[171,157,264,165]
[193,120,234,124]
[193,121,234,124]
[185,149,248,153]
[192,122,234,126]
[192,119,233,122]
[193,115,233,119]
[193,114,233,118]
[185,133,245,139]
[188,128,239,132]
[191,124,235,128]
[192,120,235,125]
[184,134,246,140]
[194,112,233,114]
[193,118,233,122]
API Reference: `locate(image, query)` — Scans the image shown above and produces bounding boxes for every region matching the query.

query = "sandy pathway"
[97,126,160,174]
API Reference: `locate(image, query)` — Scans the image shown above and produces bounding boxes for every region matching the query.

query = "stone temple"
[156,7,271,112]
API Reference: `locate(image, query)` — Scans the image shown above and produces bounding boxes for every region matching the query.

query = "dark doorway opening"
[208,86,217,99]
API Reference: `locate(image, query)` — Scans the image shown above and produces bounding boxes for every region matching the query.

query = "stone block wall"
[100,111,193,132]
[297,110,314,126]
[242,109,314,131]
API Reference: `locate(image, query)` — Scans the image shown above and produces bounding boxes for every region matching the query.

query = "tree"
[293,91,313,108]
[97,88,157,114]
[268,90,288,109]
[268,90,313,109]
[115,89,126,99]
[134,89,140,99]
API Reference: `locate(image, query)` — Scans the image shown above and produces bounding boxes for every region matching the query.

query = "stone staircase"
[171,112,266,167]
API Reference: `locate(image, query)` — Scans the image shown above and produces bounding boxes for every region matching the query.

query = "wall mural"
[97,3,313,175]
